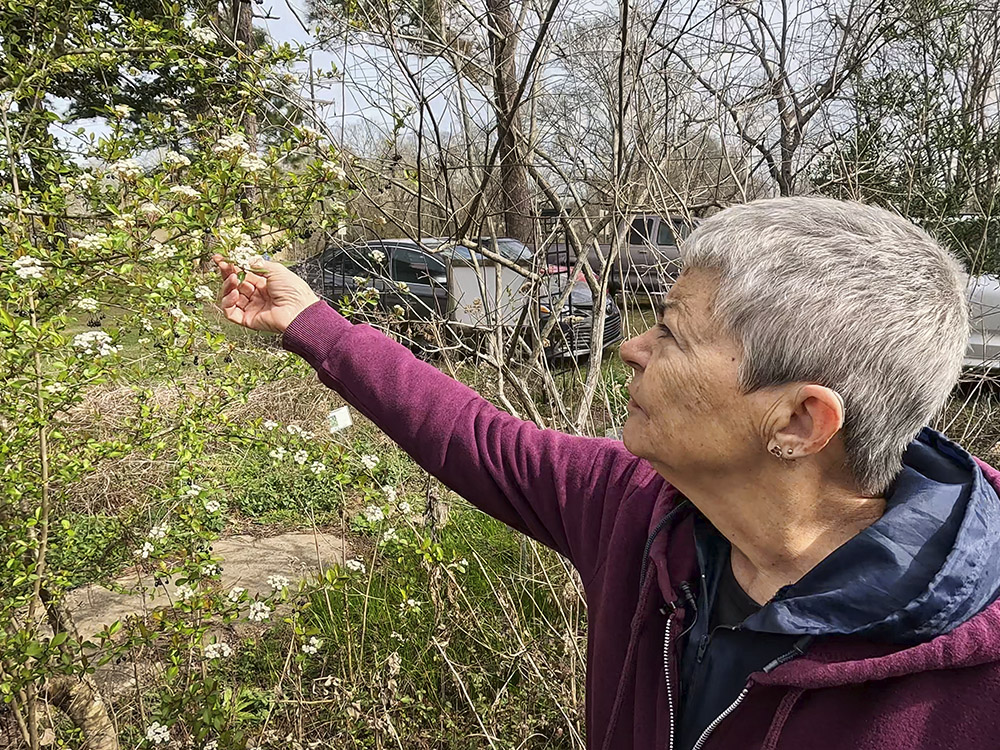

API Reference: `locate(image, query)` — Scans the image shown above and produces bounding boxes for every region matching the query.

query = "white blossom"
[148,242,176,261]
[73,233,109,252]
[161,97,181,109]
[398,501,411,514]
[184,484,203,498]
[189,26,217,45]
[344,558,366,575]
[169,307,189,323]
[168,185,200,201]
[13,256,44,279]
[202,562,221,576]
[352,276,366,286]
[227,245,259,270]
[72,331,120,357]
[392,305,405,317]
[75,298,100,314]
[147,523,169,540]
[176,584,196,602]
[111,158,142,180]
[239,153,268,172]
[203,499,221,513]
[382,486,397,504]
[135,541,155,559]
[360,454,379,471]
[399,597,420,614]
[227,587,246,602]
[203,642,232,660]
[145,721,170,745]
[263,420,278,430]
[112,104,132,118]
[395,281,410,293]
[213,133,250,156]
[301,636,322,655]
[293,450,308,465]
[203,741,218,750]
[43,382,66,394]
[286,424,304,436]
[362,505,384,523]
[247,601,271,622]
[269,446,286,461]
[381,527,399,544]
[310,461,326,475]
[156,278,172,291]
[162,150,191,168]
[111,215,135,231]
[267,574,290,591]
[322,161,347,181]
[369,250,385,263]
[139,202,162,221]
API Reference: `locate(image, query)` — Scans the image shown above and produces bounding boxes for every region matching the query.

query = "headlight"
[539,303,551,315]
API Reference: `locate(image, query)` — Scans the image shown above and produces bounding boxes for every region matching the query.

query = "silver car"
[966,274,1000,372]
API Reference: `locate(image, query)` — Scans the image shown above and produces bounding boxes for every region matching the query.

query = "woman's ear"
[771,385,845,458]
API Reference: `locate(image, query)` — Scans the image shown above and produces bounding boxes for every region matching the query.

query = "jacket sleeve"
[281,301,653,583]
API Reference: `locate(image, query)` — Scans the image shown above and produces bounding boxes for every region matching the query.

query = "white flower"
[13,256,44,279]
[72,331,120,357]
[392,305,405,317]
[203,499,221,513]
[213,133,250,157]
[193,285,214,302]
[351,276,366,286]
[203,642,232,660]
[161,97,181,109]
[156,277,172,290]
[111,158,142,180]
[239,153,268,172]
[286,424,303,436]
[227,587,246,602]
[73,233,108,252]
[363,286,379,297]
[163,150,191,168]
[137,337,151,345]
[395,281,409,293]
[263,420,278,430]
[145,721,170,745]
[269,446,286,461]
[382,486,397,503]
[362,505,384,523]
[189,26,216,45]
[184,484,203,497]
[202,562,220,576]
[247,601,271,622]
[139,202,162,221]
[267,574,290,591]
[310,461,326,475]
[176,584,196,601]
[168,185,200,201]
[381,527,398,544]
[135,541,155,559]
[112,104,132,118]
[169,307,189,323]
[301,636,322,655]
[322,161,347,181]
[369,250,385,263]
[293,450,308,465]
[360,454,379,471]
[399,597,420,614]
[398,501,411,514]
[43,382,66,394]
[227,245,259,270]
[344,558,366,574]
[77,297,101,313]
[298,125,322,142]
[147,523,169,540]
[148,242,176,261]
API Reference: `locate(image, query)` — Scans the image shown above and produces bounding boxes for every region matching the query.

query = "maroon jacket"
[284,301,1000,750]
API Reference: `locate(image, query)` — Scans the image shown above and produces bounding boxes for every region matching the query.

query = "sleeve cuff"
[281,300,352,365]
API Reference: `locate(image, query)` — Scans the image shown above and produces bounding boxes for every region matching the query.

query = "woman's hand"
[213,254,320,334]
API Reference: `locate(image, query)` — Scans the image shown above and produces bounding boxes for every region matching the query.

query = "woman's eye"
[657,324,673,339]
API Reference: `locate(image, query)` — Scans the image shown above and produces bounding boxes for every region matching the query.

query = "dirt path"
[65,532,350,639]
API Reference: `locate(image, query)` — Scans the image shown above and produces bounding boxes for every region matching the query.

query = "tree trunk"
[45,676,120,750]
[486,0,533,242]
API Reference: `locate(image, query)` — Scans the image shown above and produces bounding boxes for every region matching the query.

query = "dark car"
[291,237,623,360]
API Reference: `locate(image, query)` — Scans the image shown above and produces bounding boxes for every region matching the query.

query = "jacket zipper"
[687,636,813,750]
[662,603,678,750]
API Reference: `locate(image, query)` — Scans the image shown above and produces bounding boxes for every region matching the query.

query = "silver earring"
[786,448,793,456]
[770,445,783,458]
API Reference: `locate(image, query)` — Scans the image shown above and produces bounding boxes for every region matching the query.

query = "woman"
[215,196,1000,750]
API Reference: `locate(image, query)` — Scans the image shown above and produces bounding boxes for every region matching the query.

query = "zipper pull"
[696,633,711,663]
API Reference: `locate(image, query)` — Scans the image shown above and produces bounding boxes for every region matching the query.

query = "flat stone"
[65,531,350,639]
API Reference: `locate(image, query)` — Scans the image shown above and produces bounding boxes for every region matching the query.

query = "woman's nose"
[619,333,648,372]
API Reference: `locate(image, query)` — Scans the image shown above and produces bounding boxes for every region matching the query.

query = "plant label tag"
[328,405,353,433]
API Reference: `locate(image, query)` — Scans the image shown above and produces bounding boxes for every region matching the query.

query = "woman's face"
[619,269,767,479]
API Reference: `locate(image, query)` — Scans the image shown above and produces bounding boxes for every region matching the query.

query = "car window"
[392,246,446,284]
[496,239,531,261]
[672,220,692,241]
[656,221,676,246]
[629,218,652,244]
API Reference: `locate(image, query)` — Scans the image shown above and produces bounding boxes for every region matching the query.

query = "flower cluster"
[248,601,271,622]
[399,597,421,615]
[267,574,290,591]
[227,587,246,602]
[72,331,121,357]
[135,541,154,559]
[310,461,326,475]
[168,185,200,202]
[227,244,259,270]
[214,133,250,157]
[362,505,384,523]
[162,150,191,168]
[301,636,322,655]
[189,26,217,45]
[72,233,109,252]
[369,250,385,263]
[176,584,196,602]
[147,523,169,540]
[344,558,366,574]
[112,104,133,118]
[148,242,176,262]
[111,158,142,180]
[360,454,379,471]
[13,256,44,279]
[76,297,100,313]
[139,202,162,222]
[204,642,233,660]
[285,424,315,439]
[239,153,268,172]
[263,419,278,430]
[269,446,286,461]
[203,498,221,513]
[145,722,170,745]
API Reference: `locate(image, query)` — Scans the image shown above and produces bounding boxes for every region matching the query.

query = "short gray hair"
[681,197,969,496]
